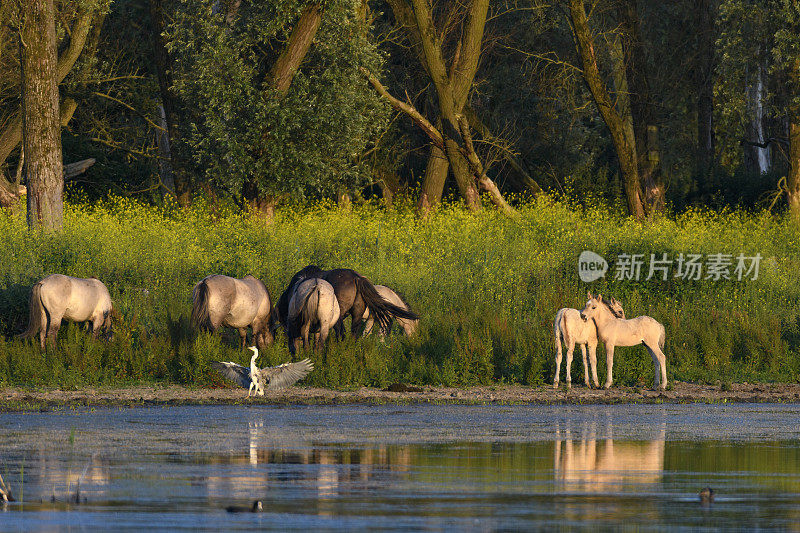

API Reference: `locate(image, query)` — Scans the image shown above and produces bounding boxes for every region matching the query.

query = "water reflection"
[1,405,800,530]
[554,417,666,492]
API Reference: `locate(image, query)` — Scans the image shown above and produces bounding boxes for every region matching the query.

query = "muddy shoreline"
[1,381,800,411]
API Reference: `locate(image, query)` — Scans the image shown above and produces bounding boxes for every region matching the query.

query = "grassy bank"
[1,196,799,389]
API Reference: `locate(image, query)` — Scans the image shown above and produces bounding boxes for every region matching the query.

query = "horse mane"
[601,297,625,319]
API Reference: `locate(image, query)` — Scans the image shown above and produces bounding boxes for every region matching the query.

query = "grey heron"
[211,346,313,397]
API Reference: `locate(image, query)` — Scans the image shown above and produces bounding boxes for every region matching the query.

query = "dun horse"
[554,297,625,389]
[276,266,418,337]
[19,274,113,349]
[191,275,274,349]
[287,278,340,354]
[362,285,418,337]
[579,293,668,390]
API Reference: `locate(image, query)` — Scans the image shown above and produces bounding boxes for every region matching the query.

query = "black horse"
[274,265,418,338]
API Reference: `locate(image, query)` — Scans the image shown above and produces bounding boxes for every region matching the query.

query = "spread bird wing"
[211,361,252,388]
[258,359,314,389]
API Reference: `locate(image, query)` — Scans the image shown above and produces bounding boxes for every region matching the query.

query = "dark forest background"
[2,0,799,223]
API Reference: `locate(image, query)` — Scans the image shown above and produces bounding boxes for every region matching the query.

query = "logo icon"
[578,250,608,282]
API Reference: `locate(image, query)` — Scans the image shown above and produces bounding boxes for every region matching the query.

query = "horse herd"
[18,267,419,352]
[15,273,669,391]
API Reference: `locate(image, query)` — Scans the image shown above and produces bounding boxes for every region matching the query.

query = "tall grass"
[1,196,799,388]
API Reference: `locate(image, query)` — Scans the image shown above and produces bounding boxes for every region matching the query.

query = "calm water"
[1,403,800,531]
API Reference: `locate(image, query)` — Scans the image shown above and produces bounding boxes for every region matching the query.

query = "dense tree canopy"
[2,0,799,219]
[168,0,389,203]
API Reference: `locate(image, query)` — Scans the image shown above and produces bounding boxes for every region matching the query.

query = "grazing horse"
[276,266,419,338]
[362,285,418,337]
[580,293,668,390]
[554,297,625,389]
[274,265,325,331]
[322,269,418,337]
[191,275,274,349]
[19,274,113,349]
[287,278,340,354]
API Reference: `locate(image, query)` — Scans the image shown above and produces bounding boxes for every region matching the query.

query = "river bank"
[2,381,800,411]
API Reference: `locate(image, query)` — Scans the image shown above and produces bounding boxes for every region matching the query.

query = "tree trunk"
[618,0,663,214]
[419,143,449,211]
[409,0,487,210]
[22,0,63,231]
[567,0,644,220]
[268,4,322,99]
[744,56,771,175]
[155,104,176,194]
[788,60,800,221]
[241,3,323,208]
[149,0,191,205]
[0,5,96,169]
[695,0,716,175]
[788,119,800,220]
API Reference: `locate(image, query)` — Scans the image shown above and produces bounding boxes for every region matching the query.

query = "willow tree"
[371,0,515,214]
[0,1,107,213]
[169,0,389,207]
[567,0,645,220]
[19,0,63,230]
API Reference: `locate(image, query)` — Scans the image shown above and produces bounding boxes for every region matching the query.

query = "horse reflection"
[34,454,109,501]
[554,419,666,491]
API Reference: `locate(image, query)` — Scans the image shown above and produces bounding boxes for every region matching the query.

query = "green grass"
[1,195,799,389]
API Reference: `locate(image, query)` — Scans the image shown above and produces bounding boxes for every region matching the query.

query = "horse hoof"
[553,383,559,389]
[603,384,611,390]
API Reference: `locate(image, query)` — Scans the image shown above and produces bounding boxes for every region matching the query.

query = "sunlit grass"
[1,195,798,388]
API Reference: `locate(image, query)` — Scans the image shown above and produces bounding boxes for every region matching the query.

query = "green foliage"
[0,197,799,389]
[167,0,389,199]
[716,0,800,171]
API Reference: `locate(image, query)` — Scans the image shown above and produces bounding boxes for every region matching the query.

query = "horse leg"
[580,344,590,387]
[363,316,374,337]
[48,322,61,347]
[565,341,574,390]
[588,341,599,388]
[237,328,248,349]
[320,328,329,351]
[47,312,64,347]
[91,313,104,339]
[313,332,321,353]
[648,342,668,390]
[350,300,367,337]
[333,319,345,341]
[604,345,615,389]
[301,321,312,352]
[553,336,563,389]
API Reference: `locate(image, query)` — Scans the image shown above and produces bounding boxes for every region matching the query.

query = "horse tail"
[191,280,212,330]
[356,277,419,332]
[289,281,318,337]
[554,311,564,358]
[18,281,45,339]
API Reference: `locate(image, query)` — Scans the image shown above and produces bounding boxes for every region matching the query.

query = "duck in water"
[698,487,715,504]
[226,500,263,513]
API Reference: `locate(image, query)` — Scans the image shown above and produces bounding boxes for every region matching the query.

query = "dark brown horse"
[275,266,419,337]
